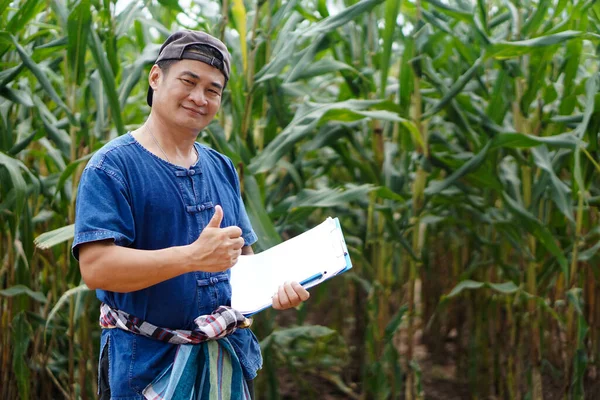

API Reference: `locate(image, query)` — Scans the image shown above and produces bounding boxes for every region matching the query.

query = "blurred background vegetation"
[1,0,600,398]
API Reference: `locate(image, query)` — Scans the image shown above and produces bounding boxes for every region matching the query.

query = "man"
[73,30,310,399]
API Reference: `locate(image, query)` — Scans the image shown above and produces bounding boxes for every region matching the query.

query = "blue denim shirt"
[72,133,262,399]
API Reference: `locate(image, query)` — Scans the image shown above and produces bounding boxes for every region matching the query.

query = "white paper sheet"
[230,217,349,315]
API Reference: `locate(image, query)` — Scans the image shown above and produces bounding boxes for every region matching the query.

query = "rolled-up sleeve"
[72,163,135,260]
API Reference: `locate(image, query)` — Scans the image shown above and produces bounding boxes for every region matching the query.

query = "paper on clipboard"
[230,217,352,316]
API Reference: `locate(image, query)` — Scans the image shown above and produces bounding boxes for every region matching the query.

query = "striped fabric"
[99,304,252,399]
[142,339,251,400]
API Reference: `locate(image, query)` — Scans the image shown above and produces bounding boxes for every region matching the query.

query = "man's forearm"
[79,241,194,293]
[80,239,253,293]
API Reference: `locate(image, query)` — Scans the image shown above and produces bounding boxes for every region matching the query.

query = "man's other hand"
[272,281,310,310]
[186,205,244,272]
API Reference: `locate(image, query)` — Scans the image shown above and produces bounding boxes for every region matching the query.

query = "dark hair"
[155,59,178,76]
[156,44,224,76]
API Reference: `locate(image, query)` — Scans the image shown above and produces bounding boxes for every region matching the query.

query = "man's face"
[149,59,225,133]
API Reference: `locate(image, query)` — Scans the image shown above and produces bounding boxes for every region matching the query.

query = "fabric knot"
[186,201,214,214]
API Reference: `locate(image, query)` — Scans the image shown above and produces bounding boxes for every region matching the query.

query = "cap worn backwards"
[147,30,232,107]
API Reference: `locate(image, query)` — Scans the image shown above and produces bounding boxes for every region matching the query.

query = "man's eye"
[181,79,194,85]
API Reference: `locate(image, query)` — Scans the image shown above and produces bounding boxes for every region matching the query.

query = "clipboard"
[230,217,353,316]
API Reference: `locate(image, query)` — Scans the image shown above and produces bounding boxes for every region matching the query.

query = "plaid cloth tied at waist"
[99,303,253,399]
[99,303,252,345]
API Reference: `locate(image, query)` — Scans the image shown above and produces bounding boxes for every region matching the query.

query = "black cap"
[147,30,231,107]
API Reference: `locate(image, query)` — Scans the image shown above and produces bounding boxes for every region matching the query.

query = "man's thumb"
[208,205,223,228]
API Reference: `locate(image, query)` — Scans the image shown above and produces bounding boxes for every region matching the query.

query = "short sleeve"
[72,164,135,260]
[225,158,257,247]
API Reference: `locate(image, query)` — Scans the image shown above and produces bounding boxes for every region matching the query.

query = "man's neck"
[132,115,199,168]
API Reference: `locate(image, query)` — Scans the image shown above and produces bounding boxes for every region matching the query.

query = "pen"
[300,272,324,287]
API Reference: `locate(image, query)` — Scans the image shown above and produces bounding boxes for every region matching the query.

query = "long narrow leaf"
[380,0,402,97]
[34,224,75,249]
[488,30,584,59]
[11,35,76,125]
[301,0,386,37]
[502,192,569,284]
[67,0,91,85]
[0,285,47,303]
[45,284,90,332]
[425,140,492,196]
[88,30,125,135]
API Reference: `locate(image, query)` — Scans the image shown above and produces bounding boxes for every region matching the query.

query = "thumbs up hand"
[185,205,245,273]
[207,203,224,228]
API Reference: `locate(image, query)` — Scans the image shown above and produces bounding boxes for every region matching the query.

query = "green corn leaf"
[502,192,569,284]
[118,44,159,108]
[35,36,68,50]
[289,59,356,82]
[380,0,402,97]
[301,0,386,37]
[574,75,599,139]
[11,35,76,125]
[422,56,483,119]
[115,1,143,37]
[446,280,484,298]
[231,0,247,75]
[488,30,584,59]
[487,281,519,294]
[566,288,584,316]
[53,153,93,199]
[8,130,37,156]
[521,0,550,36]
[34,224,75,249]
[45,284,91,332]
[578,240,600,261]
[490,132,583,150]
[423,0,473,20]
[243,175,281,251]
[6,0,43,34]
[384,304,408,341]
[285,35,328,83]
[444,279,519,299]
[0,0,12,15]
[0,86,33,107]
[425,140,492,196]
[156,0,183,12]
[531,146,574,223]
[254,15,302,83]
[0,62,24,85]
[285,184,375,210]
[0,151,30,219]
[12,312,32,400]
[67,0,91,85]
[249,100,407,174]
[88,29,125,136]
[422,10,453,35]
[0,285,46,303]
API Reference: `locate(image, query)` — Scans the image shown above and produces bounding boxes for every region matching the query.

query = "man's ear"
[148,64,162,91]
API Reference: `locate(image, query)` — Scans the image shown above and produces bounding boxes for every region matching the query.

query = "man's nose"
[188,89,208,106]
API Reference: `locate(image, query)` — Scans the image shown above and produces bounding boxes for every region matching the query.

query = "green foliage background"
[1,0,600,398]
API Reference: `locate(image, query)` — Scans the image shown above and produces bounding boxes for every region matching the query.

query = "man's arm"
[79,205,244,292]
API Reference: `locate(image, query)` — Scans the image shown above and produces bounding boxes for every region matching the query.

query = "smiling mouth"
[182,106,206,116]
